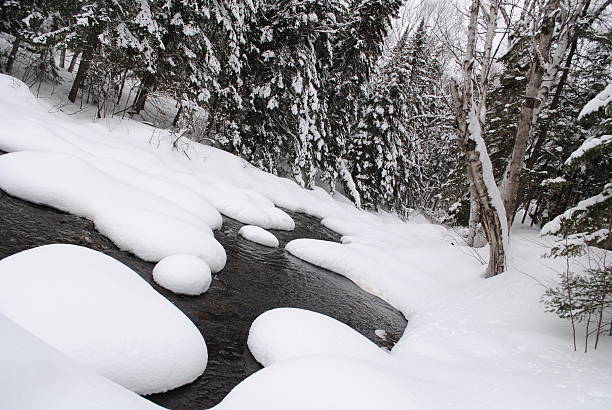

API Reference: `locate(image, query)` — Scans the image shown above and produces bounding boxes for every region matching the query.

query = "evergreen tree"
[346,22,450,215]
[541,81,612,256]
[230,0,341,187]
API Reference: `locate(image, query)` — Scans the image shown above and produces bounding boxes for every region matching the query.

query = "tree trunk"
[59,48,67,69]
[501,0,573,226]
[173,105,183,127]
[467,179,481,247]
[132,73,156,114]
[68,33,98,103]
[5,37,21,74]
[67,50,81,72]
[450,0,507,276]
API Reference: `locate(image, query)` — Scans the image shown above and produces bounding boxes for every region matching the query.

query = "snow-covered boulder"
[248,308,390,367]
[198,184,295,231]
[0,313,165,410]
[239,225,279,248]
[0,244,207,395]
[153,255,212,296]
[211,355,411,410]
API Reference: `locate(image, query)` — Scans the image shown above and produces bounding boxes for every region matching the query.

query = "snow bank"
[390,233,612,410]
[239,225,279,247]
[285,233,479,314]
[0,74,297,236]
[248,308,390,367]
[211,355,412,410]
[153,254,212,296]
[0,313,165,410]
[0,151,227,272]
[0,245,207,395]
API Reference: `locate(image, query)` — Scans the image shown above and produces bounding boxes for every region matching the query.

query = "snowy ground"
[0,72,611,409]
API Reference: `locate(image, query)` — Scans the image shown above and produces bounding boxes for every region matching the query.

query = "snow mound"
[248,308,390,367]
[0,244,207,395]
[0,151,226,272]
[0,313,165,410]
[153,255,212,296]
[211,355,411,410]
[198,184,295,231]
[239,225,279,248]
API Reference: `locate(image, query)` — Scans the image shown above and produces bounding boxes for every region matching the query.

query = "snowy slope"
[0,313,165,410]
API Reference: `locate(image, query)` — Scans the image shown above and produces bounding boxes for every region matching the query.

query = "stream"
[0,185,407,409]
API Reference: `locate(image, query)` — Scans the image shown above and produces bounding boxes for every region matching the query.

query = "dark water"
[0,186,407,409]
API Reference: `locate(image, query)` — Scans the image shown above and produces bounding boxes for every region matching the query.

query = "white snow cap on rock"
[0,244,207,395]
[0,313,165,410]
[239,225,279,248]
[153,254,212,296]
[248,308,390,367]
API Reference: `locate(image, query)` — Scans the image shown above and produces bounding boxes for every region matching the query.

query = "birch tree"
[451,0,599,276]
[450,0,508,276]
[500,0,594,225]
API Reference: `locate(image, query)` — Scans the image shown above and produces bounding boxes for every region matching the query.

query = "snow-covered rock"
[0,313,165,410]
[153,254,212,296]
[248,308,390,367]
[239,225,279,248]
[211,355,411,410]
[0,244,207,395]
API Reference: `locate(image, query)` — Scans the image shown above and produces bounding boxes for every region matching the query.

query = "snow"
[0,74,298,271]
[541,176,567,185]
[211,355,412,410]
[283,229,612,409]
[565,135,612,166]
[0,151,227,272]
[247,308,391,367]
[541,182,612,236]
[0,244,207,395]
[374,329,387,340]
[153,254,212,296]
[1,74,611,409]
[468,105,509,250]
[0,313,165,410]
[239,225,279,247]
[578,83,612,120]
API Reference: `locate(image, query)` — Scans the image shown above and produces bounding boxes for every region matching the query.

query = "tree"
[542,83,612,256]
[346,20,451,215]
[450,0,508,276]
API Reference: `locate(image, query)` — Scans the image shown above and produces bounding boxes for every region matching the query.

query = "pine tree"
[541,82,612,256]
[346,22,450,215]
[324,0,401,197]
[231,0,340,187]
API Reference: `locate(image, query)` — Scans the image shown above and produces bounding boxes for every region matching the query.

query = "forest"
[0,0,611,409]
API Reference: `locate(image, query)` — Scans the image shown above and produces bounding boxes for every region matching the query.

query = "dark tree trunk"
[69,34,98,103]
[116,70,128,104]
[173,105,183,127]
[132,73,156,114]
[67,50,81,73]
[59,48,67,69]
[5,37,21,74]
